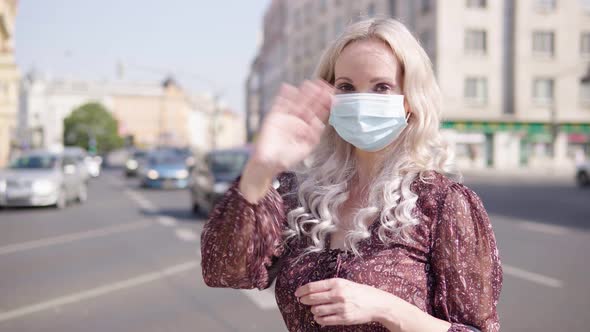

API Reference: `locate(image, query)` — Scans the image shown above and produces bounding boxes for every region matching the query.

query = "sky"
[14,0,270,113]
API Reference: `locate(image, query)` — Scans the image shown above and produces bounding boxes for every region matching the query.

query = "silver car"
[0,151,88,209]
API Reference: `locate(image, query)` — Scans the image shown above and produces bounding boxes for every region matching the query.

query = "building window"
[533,78,555,105]
[389,0,398,17]
[421,0,432,14]
[581,32,590,56]
[466,0,486,8]
[534,0,556,11]
[334,17,344,37]
[464,77,488,105]
[465,29,487,54]
[367,2,376,17]
[533,31,555,57]
[293,8,301,28]
[319,24,327,50]
[304,2,312,24]
[420,30,432,55]
[304,37,312,57]
[319,0,327,12]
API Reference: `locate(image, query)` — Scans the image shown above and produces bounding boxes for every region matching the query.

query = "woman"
[201,18,502,332]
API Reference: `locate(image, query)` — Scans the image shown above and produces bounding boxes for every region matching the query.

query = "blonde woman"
[201,18,502,332]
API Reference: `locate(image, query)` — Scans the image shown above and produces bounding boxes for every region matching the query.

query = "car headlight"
[213,182,230,194]
[126,159,138,170]
[147,169,159,180]
[176,169,189,179]
[0,179,6,193]
[32,180,57,195]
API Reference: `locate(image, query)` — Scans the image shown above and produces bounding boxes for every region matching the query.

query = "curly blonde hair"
[284,18,459,255]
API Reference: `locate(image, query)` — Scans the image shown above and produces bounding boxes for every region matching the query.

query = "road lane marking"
[240,286,278,310]
[0,261,199,322]
[124,190,157,212]
[157,215,178,227]
[503,264,564,288]
[518,221,571,236]
[489,214,572,236]
[0,220,152,256]
[175,228,198,242]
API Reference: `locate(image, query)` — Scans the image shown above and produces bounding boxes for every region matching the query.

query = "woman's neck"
[354,148,382,189]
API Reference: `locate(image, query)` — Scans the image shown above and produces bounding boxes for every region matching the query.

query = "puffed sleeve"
[200,172,297,290]
[431,183,503,332]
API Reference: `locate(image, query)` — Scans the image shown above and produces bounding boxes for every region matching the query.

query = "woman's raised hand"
[239,80,333,203]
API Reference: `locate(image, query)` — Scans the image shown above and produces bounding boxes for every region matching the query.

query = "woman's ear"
[404,98,412,121]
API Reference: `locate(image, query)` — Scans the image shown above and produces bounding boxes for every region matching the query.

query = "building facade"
[18,75,244,155]
[246,0,590,171]
[0,0,19,166]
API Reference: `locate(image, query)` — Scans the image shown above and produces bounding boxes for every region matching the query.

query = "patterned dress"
[201,171,502,332]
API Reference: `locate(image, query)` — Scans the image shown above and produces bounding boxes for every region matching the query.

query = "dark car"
[140,151,190,189]
[189,146,251,214]
[576,161,590,187]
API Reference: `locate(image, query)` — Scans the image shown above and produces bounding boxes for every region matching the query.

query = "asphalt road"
[0,169,588,332]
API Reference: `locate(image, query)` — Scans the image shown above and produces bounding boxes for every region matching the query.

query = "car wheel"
[577,171,590,188]
[192,203,200,214]
[55,189,67,209]
[77,183,88,203]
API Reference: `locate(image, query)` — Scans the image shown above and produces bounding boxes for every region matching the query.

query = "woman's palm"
[254,80,333,174]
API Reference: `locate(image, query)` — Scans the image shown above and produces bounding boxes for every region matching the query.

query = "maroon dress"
[201,172,502,332]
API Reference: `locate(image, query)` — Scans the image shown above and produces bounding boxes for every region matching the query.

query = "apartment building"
[247,0,590,170]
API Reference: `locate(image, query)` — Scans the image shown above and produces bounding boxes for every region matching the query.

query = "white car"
[576,161,590,187]
[0,151,88,209]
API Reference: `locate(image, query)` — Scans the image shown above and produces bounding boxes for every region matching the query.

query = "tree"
[63,102,124,154]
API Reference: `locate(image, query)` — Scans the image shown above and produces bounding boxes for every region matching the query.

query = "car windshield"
[148,154,184,166]
[133,151,147,159]
[10,155,57,169]
[208,152,249,176]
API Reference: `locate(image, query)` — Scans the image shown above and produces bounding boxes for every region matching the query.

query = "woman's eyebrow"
[369,77,395,84]
[335,76,353,82]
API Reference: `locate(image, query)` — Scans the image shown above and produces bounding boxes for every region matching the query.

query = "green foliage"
[63,102,124,154]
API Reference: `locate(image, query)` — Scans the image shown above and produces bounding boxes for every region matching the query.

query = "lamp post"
[548,64,590,160]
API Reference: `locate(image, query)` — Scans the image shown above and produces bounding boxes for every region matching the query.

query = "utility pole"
[548,64,590,160]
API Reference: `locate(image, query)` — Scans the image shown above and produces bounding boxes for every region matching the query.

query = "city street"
[0,169,589,332]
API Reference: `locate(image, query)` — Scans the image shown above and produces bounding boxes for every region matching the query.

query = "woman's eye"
[337,83,354,92]
[374,83,392,93]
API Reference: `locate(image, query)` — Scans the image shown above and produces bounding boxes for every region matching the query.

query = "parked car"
[139,151,189,189]
[576,161,590,187]
[125,149,148,177]
[0,150,88,209]
[189,146,251,214]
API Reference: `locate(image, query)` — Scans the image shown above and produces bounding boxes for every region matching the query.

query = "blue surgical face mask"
[329,93,409,152]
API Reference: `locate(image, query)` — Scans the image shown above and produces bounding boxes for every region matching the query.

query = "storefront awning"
[442,121,590,135]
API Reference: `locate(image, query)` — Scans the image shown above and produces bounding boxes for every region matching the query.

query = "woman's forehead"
[334,39,401,80]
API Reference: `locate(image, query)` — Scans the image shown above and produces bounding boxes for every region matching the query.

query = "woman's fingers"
[299,291,333,306]
[275,80,333,127]
[311,303,343,317]
[311,80,334,124]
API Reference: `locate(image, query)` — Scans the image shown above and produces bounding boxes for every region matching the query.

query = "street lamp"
[548,63,590,158]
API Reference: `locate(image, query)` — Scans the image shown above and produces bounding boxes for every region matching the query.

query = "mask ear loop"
[405,112,411,122]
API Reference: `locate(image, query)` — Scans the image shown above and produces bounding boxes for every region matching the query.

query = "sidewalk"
[460,166,576,185]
